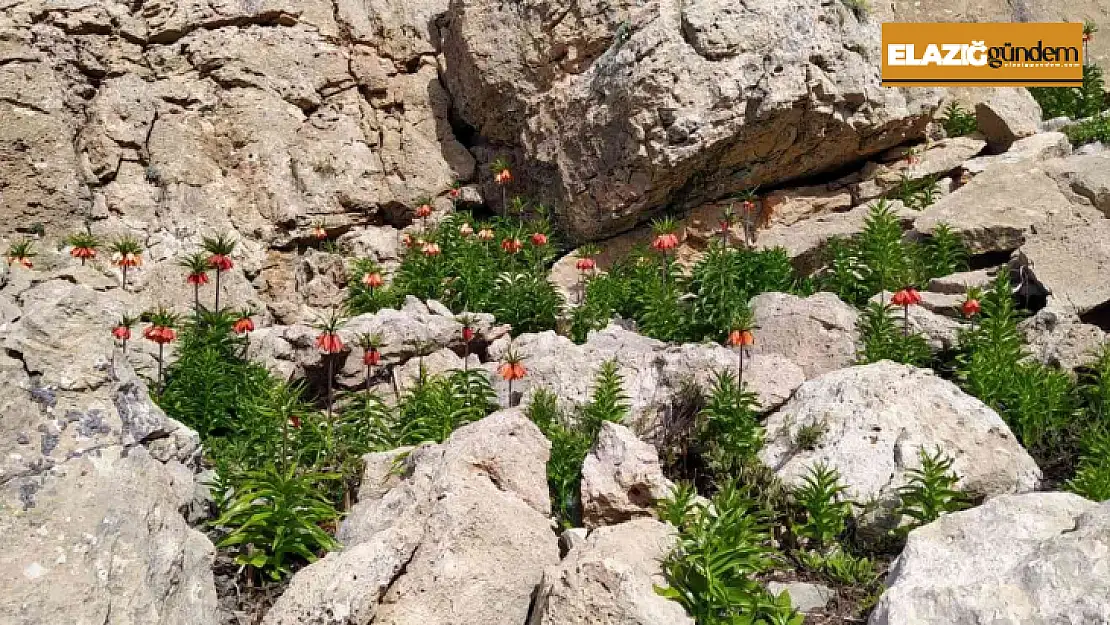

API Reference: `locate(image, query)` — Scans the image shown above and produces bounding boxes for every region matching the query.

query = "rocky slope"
[4,1,1110,625]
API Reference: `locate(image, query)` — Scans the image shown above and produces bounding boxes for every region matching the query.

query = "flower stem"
[326,354,334,433]
[903,304,910,337]
[214,268,221,312]
[121,265,128,291]
[508,378,514,408]
[193,282,200,315]
[738,347,745,389]
[157,342,164,393]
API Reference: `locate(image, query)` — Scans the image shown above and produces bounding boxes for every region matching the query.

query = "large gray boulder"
[0,350,217,625]
[529,518,694,625]
[749,292,859,379]
[440,0,941,240]
[974,88,1042,151]
[264,409,559,625]
[1013,219,1110,318]
[759,362,1041,531]
[914,162,1093,254]
[581,422,674,529]
[871,493,1110,625]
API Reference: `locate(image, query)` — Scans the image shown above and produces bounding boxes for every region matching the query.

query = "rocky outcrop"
[914,162,1093,255]
[264,409,559,625]
[529,518,694,625]
[871,493,1110,625]
[441,0,941,240]
[1013,219,1110,318]
[759,362,1041,532]
[749,292,859,379]
[581,422,674,529]
[973,89,1042,151]
[0,348,217,625]
[1021,309,1108,371]
[484,324,805,426]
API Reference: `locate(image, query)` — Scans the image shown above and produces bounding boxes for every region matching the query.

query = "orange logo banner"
[882,22,1084,87]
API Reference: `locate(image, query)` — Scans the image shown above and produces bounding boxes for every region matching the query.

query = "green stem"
[157,342,164,394]
[214,268,221,312]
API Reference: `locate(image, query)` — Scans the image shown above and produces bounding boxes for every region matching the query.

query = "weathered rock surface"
[766,581,835,614]
[927,267,999,295]
[973,89,1042,151]
[1047,152,1110,218]
[871,291,967,350]
[759,362,1041,531]
[749,292,859,379]
[871,493,1110,625]
[1013,220,1110,317]
[485,325,805,425]
[914,162,1092,254]
[264,409,559,625]
[854,136,987,201]
[961,131,1072,174]
[529,518,694,625]
[581,422,674,529]
[441,0,940,240]
[0,348,216,625]
[1020,309,1107,371]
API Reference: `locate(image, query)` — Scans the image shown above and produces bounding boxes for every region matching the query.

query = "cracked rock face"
[263,409,559,625]
[440,0,942,240]
[0,349,216,625]
[759,362,1042,534]
[0,0,472,242]
[871,493,1110,625]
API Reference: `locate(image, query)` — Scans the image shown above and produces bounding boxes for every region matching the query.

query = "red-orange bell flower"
[477,229,495,241]
[576,257,596,272]
[727,329,755,347]
[233,315,254,334]
[422,242,441,257]
[891,288,922,307]
[530,233,548,246]
[316,332,343,354]
[962,298,981,318]
[651,233,679,252]
[362,272,384,289]
[112,325,131,341]
[363,348,381,366]
[416,203,432,218]
[207,254,233,272]
[501,238,523,254]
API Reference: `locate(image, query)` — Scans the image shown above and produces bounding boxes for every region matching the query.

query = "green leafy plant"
[857,301,932,366]
[894,447,970,532]
[213,464,340,580]
[800,547,879,587]
[656,480,796,625]
[696,370,763,476]
[792,462,853,550]
[528,361,628,527]
[1032,63,1107,120]
[794,422,826,452]
[940,101,977,137]
[956,274,1079,456]
[1069,427,1110,501]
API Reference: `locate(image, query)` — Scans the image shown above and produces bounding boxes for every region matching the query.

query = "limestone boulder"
[264,409,559,625]
[749,292,859,379]
[871,493,1110,625]
[581,422,674,529]
[914,162,1092,254]
[440,0,941,240]
[529,518,694,625]
[1013,220,1110,317]
[484,325,805,426]
[974,89,1042,150]
[0,343,216,625]
[759,362,1041,532]
[1046,152,1110,218]
[962,131,1072,174]
[1020,309,1107,372]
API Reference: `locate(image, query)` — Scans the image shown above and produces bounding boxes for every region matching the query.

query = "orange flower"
[143,325,177,345]
[112,325,131,341]
[891,288,922,307]
[499,360,527,381]
[459,223,474,237]
[494,169,512,185]
[728,329,755,347]
[362,272,384,289]
[962,298,981,318]
[501,238,523,254]
[477,229,495,241]
[651,233,679,252]
[186,271,209,286]
[530,232,548,246]
[315,332,343,354]
[415,203,433,218]
[233,315,254,334]
[207,254,233,272]
[422,242,441,256]
[402,233,414,248]
[575,257,596,272]
[311,224,328,240]
[71,246,96,260]
[363,348,381,366]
